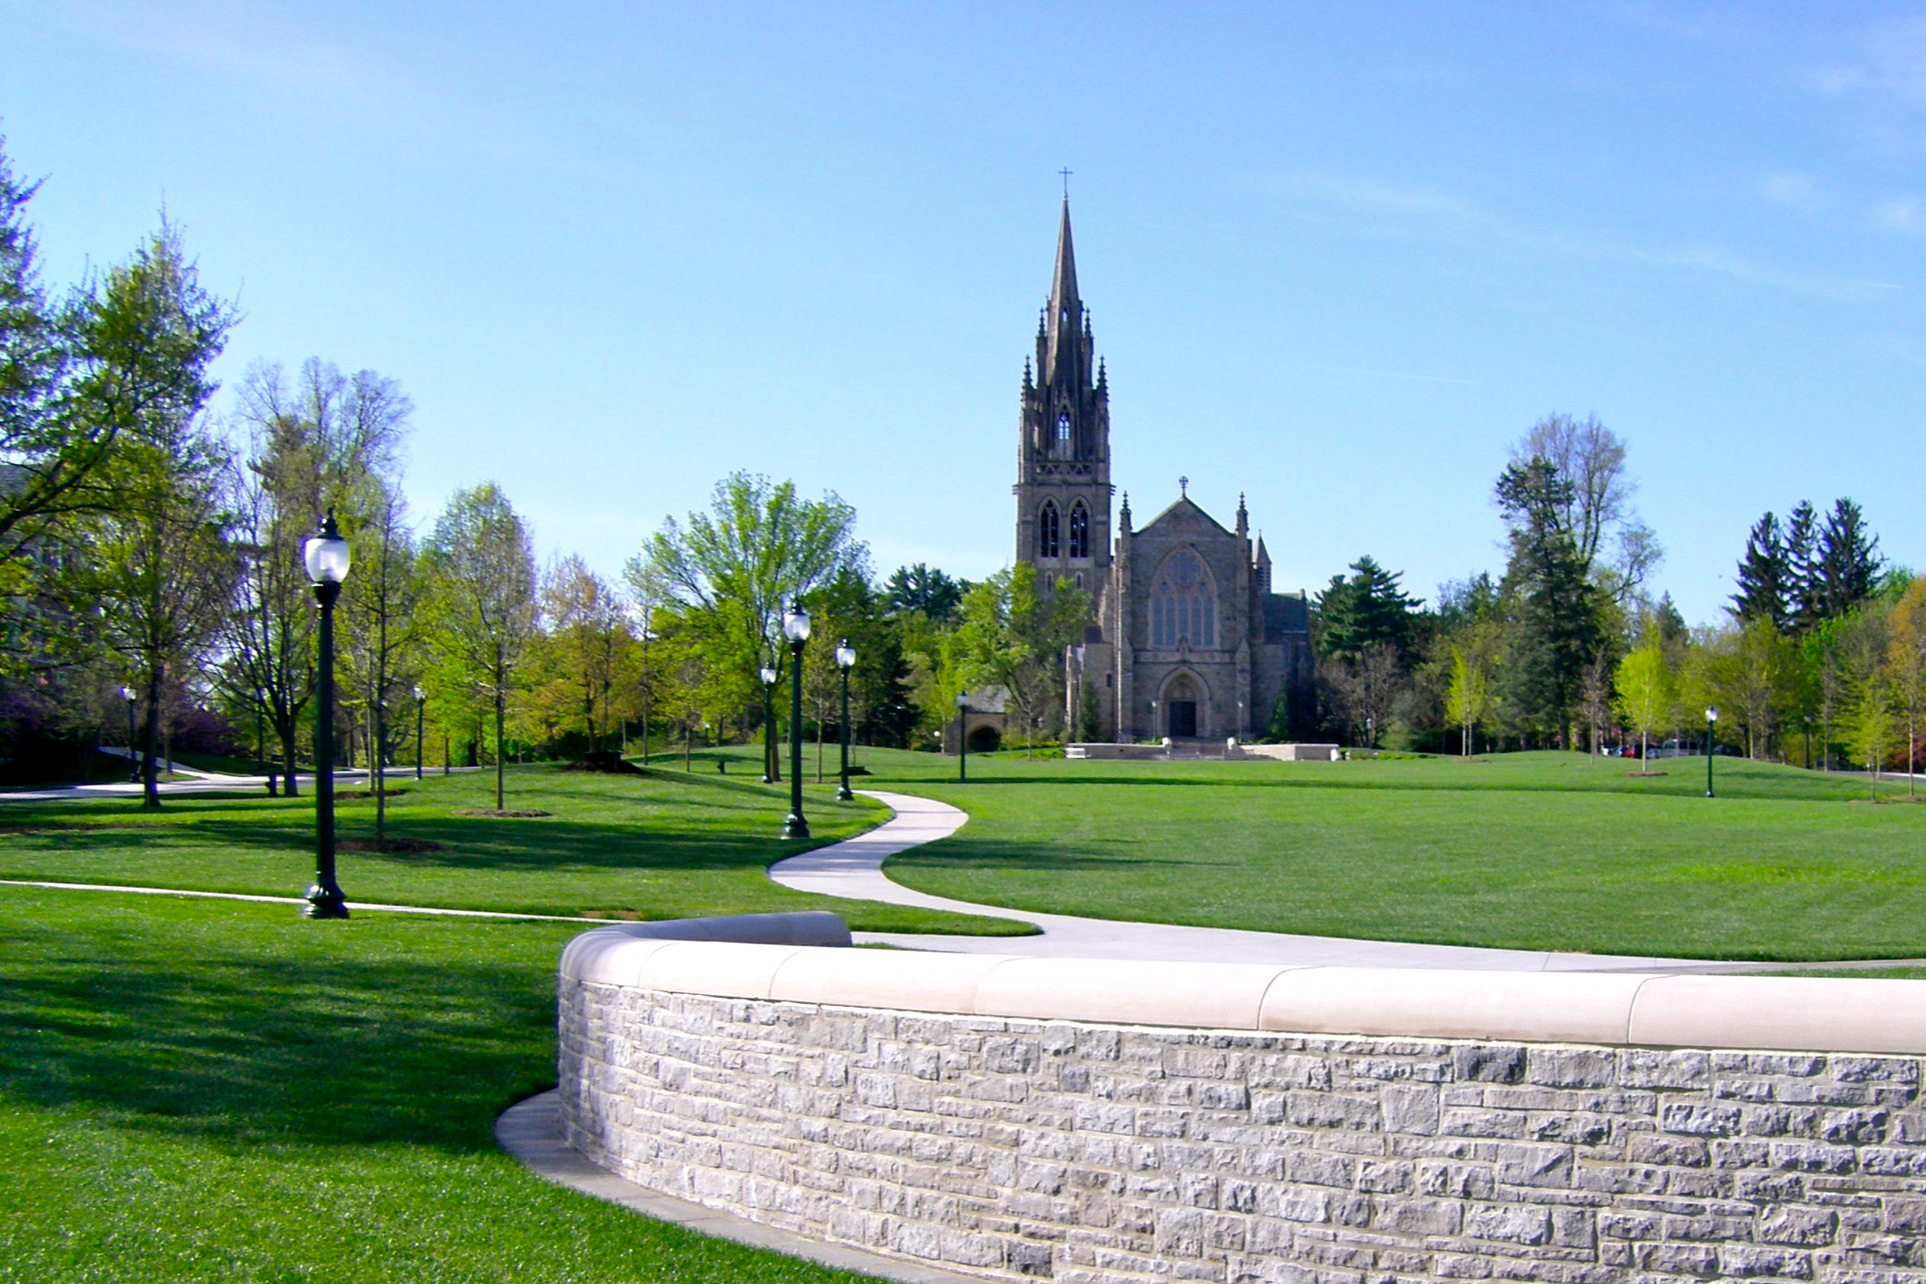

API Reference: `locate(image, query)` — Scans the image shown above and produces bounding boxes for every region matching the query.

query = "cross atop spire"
[1059,166,1073,196]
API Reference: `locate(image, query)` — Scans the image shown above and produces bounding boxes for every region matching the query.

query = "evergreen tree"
[1783,500,1821,632]
[1815,498,1882,620]
[885,563,967,624]
[1494,458,1604,745]
[1315,555,1422,661]
[1731,511,1789,629]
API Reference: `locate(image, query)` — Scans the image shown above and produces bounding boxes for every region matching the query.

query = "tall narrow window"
[1055,411,1072,458]
[1069,502,1090,559]
[1150,550,1216,649]
[1039,501,1061,559]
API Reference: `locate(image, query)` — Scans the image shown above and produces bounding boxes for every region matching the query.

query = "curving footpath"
[768,789,1926,974]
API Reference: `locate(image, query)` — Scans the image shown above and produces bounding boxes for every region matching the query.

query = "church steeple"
[1016,194,1112,579]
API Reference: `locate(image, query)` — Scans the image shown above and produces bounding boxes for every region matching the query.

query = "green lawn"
[0,887,887,1283]
[853,749,1926,962]
[0,760,1031,936]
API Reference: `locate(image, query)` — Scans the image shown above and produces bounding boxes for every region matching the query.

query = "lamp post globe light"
[119,686,138,783]
[834,639,856,801]
[759,663,778,784]
[1705,706,1720,799]
[781,603,811,839]
[302,511,353,919]
[413,686,426,781]
[956,691,970,783]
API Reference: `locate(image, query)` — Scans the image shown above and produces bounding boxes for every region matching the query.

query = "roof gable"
[1136,495,1236,542]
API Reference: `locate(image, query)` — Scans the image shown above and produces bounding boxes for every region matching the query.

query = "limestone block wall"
[557,923,1926,1283]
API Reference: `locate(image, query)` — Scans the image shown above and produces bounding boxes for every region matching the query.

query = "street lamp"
[1704,706,1720,799]
[413,686,426,781]
[956,691,970,783]
[835,638,856,801]
[302,511,352,919]
[759,662,778,784]
[781,603,811,839]
[119,686,138,783]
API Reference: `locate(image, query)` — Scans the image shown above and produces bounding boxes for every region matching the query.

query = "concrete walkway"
[767,790,1923,975]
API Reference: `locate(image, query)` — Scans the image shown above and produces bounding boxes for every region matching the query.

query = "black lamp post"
[1704,706,1719,799]
[835,638,856,801]
[956,691,970,783]
[120,686,138,783]
[781,603,811,839]
[759,662,778,783]
[413,686,425,780]
[302,511,352,919]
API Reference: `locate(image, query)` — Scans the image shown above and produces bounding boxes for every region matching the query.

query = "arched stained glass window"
[1068,502,1090,559]
[1039,501,1061,559]
[1150,550,1216,649]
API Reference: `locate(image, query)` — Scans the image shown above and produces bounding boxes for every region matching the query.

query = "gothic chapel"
[1015,198,1313,742]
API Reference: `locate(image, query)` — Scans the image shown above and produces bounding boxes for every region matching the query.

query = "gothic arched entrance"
[1162,672,1203,739]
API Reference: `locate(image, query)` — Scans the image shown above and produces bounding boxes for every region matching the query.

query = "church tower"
[1015,197,1112,593]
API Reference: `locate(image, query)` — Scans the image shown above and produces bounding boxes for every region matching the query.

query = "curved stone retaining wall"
[557,919,1926,1282]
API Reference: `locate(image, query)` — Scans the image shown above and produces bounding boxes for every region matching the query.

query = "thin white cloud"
[1873,195,1926,234]
[25,0,396,102]
[1757,170,1821,211]
[1266,170,1900,301]
[1811,16,1926,105]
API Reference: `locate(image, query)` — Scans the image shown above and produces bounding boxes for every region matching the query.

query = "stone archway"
[1160,672,1205,739]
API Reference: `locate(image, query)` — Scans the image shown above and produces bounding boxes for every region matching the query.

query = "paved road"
[767,790,1922,974]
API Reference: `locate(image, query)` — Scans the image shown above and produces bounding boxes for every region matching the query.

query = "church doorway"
[1163,674,1201,738]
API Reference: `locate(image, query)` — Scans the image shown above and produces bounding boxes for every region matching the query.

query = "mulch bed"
[332,788,411,801]
[337,837,447,854]
[450,808,553,819]
[1624,770,1669,778]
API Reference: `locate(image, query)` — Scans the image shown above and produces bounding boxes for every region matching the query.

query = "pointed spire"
[1044,196,1084,386]
[1255,533,1271,565]
[1235,492,1249,538]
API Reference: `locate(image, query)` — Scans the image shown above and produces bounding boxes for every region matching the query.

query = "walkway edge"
[495,1091,991,1284]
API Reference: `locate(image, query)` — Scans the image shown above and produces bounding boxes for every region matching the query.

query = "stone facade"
[560,978,1926,1284]
[1014,201,1313,742]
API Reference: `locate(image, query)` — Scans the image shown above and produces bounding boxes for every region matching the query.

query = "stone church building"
[1014,199,1313,743]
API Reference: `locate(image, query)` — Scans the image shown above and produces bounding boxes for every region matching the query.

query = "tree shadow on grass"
[0,903,567,1154]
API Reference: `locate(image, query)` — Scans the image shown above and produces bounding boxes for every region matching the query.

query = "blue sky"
[4,1,1924,623]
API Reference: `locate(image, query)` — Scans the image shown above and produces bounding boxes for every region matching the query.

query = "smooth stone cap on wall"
[975,956,1297,1030]
[771,949,1009,1013]
[1629,974,1926,1054]
[1259,968,1656,1045]
[559,918,1926,1056]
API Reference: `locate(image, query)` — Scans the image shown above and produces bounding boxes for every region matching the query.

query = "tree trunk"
[494,691,506,811]
[816,717,825,782]
[374,700,387,848]
[280,717,300,798]
[140,672,163,809]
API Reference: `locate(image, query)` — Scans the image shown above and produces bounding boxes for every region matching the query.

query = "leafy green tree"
[339,482,424,846]
[73,225,234,806]
[1886,578,1926,797]
[533,554,631,755]
[422,483,537,811]
[630,471,864,718]
[1613,641,1672,762]
[954,562,1088,753]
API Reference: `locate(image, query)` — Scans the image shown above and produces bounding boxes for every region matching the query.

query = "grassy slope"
[0,760,1032,936]
[854,749,1926,961]
[0,887,885,1284]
